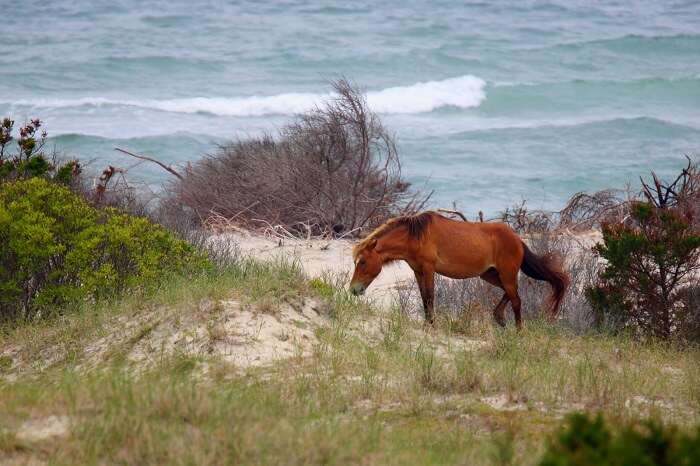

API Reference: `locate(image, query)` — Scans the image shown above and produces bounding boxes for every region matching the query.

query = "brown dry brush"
[498,200,555,234]
[640,156,700,227]
[82,164,154,217]
[558,157,700,231]
[558,189,633,230]
[500,188,634,235]
[158,79,430,237]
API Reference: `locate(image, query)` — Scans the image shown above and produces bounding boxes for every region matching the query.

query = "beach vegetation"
[0,117,81,185]
[158,79,429,237]
[540,413,700,466]
[587,164,700,341]
[0,258,698,465]
[0,177,208,322]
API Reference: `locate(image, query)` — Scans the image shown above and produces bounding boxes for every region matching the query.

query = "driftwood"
[115,147,183,180]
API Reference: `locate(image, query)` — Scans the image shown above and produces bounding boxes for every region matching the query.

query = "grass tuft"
[0,259,698,465]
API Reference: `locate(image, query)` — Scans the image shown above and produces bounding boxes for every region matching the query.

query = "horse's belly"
[435,260,491,280]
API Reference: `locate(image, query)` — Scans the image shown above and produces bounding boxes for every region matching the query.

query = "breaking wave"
[5,75,486,116]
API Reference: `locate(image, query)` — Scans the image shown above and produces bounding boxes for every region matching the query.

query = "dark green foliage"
[0,117,81,184]
[586,159,700,340]
[0,178,209,321]
[54,160,81,185]
[586,201,700,339]
[540,413,700,466]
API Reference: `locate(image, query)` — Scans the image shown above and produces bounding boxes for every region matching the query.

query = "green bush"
[586,201,700,340]
[0,117,80,184]
[0,178,209,320]
[540,413,700,466]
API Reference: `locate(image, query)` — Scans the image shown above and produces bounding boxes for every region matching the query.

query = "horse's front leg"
[414,267,435,324]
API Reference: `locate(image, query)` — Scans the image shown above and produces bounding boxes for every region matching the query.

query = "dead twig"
[115,147,183,180]
[437,208,468,222]
[320,227,363,250]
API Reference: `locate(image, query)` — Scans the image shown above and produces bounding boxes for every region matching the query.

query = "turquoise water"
[1,1,699,215]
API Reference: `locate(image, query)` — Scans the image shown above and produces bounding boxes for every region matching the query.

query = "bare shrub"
[499,200,554,234]
[159,79,429,237]
[559,157,700,232]
[77,164,155,218]
[502,191,633,234]
[435,275,498,317]
[559,189,631,230]
[434,276,499,335]
[394,275,495,335]
[393,281,420,316]
[499,159,698,235]
[187,231,241,269]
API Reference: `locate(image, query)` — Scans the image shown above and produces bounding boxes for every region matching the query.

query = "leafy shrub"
[586,197,700,340]
[159,79,428,237]
[0,178,209,321]
[539,413,700,466]
[1,116,150,219]
[0,117,80,184]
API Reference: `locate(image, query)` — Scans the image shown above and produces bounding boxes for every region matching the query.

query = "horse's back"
[427,214,524,279]
[431,214,521,247]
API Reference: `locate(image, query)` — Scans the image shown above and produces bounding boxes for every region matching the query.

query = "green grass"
[0,259,698,465]
[0,256,306,371]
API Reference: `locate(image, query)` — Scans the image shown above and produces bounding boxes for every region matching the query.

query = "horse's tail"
[520,242,570,317]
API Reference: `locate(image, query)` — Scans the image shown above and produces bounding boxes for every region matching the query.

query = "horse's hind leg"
[479,268,508,327]
[490,264,523,328]
[499,270,522,329]
[491,295,509,327]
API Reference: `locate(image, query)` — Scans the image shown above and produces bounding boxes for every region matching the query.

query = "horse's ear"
[367,238,377,250]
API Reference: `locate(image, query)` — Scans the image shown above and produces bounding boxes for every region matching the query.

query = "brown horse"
[349,211,569,328]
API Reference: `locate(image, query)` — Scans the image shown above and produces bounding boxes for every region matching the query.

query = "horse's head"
[350,238,382,295]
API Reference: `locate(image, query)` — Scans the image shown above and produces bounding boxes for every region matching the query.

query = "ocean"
[1,0,699,216]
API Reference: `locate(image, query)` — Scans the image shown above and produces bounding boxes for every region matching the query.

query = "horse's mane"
[353,211,435,259]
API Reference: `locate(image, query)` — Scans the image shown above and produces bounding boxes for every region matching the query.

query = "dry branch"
[437,208,467,221]
[115,147,183,180]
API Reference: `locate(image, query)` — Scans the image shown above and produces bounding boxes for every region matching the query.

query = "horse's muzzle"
[350,283,366,296]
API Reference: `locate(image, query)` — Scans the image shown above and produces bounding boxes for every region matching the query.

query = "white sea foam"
[366,75,485,113]
[4,75,486,116]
